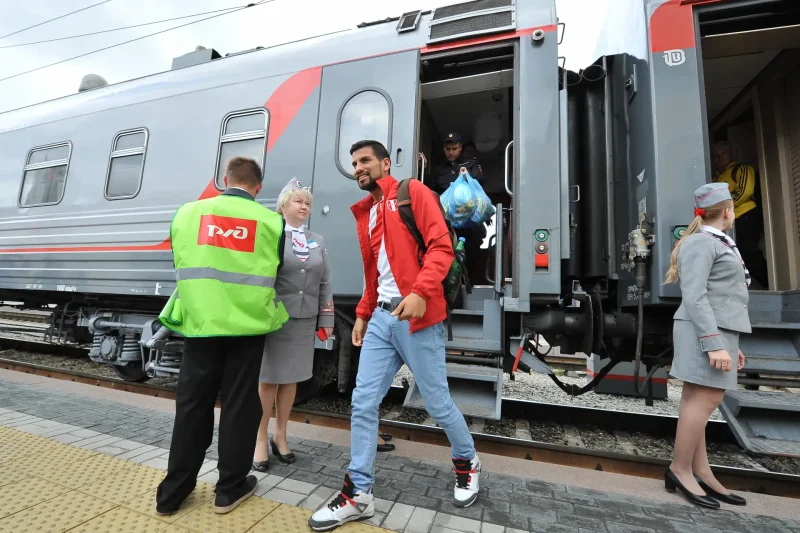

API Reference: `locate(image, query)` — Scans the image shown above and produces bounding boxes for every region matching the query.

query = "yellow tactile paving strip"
[0,424,389,533]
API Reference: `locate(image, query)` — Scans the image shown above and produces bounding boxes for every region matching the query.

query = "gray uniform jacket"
[274,228,334,328]
[673,232,751,352]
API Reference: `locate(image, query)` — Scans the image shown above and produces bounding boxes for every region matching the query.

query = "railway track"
[0,341,797,499]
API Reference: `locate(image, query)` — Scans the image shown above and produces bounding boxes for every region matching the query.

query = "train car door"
[509,30,563,312]
[310,50,420,298]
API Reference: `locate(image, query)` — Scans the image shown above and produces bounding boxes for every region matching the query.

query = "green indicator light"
[673,226,687,239]
[535,230,549,242]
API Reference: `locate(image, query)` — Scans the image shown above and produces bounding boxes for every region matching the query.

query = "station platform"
[0,368,798,533]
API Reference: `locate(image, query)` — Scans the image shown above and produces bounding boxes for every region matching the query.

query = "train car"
[1,0,798,456]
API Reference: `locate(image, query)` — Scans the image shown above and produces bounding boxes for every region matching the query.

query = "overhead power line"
[0,1,273,84]
[0,6,244,50]
[0,0,113,41]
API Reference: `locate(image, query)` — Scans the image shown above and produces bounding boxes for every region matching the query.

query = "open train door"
[309,50,421,299]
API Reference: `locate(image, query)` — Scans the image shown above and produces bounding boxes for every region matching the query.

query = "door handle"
[418,152,427,184]
[504,141,513,196]
[395,148,404,167]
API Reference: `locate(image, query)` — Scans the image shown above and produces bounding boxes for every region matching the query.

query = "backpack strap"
[397,179,427,261]
[399,178,454,341]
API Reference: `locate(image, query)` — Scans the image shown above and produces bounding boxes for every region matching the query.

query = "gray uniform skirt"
[670,319,739,391]
[259,316,317,384]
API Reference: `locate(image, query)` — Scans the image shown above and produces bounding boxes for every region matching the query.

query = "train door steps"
[719,390,800,458]
[403,362,504,420]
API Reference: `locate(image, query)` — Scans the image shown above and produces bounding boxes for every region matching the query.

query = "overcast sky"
[0,0,612,114]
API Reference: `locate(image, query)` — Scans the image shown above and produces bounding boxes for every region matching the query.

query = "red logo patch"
[386,199,397,212]
[197,215,257,253]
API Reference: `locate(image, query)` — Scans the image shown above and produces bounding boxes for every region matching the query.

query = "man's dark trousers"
[735,208,769,288]
[156,334,266,510]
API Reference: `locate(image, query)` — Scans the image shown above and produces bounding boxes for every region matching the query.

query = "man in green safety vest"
[155,156,288,516]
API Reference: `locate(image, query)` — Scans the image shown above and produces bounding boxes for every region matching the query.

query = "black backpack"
[396,178,471,341]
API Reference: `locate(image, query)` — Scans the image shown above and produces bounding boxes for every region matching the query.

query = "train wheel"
[294,347,337,405]
[113,363,150,383]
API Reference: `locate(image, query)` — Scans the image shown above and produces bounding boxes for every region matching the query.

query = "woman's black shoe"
[377,442,395,452]
[696,476,746,506]
[379,433,393,442]
[252,460,269,472]
[664,469,720,509]
[270,437,296,464]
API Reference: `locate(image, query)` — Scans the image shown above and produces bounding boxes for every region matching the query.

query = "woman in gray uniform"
[664,182,750,509]
[253,178,334,470]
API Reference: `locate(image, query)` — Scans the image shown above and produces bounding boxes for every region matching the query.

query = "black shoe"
[270,437,296,464]
[214,475,258,514]
[664,469,720,509]
[252,460,269,472]
[696,476,747,506]
[377,442,395,452]
[379,433,392,442]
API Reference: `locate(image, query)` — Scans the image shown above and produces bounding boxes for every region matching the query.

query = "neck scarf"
[701,226,751,287]
[285,222,309,262]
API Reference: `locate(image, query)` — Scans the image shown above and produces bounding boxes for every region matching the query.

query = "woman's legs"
[669,382,725,495]
[272,383,297,454]
[254,383,278,462]
[692,420,730,494]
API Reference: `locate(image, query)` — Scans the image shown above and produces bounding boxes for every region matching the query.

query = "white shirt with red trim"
[368,199,401,304]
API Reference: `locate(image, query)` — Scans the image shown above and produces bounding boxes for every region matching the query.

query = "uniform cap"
[443,132,462,144]
[693,182,731,209]
[280,177,310,196]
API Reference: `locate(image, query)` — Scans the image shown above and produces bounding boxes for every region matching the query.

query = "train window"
[105,128,148,199]
[18,141,72,207]
[335,90,392,178]
[215,109,269,188]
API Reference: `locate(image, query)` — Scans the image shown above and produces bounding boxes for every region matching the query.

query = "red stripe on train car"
[266,66,322,153]
[650,0,723,53]
[586,369,669,385]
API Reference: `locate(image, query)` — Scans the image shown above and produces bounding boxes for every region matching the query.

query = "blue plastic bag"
[439,169,496,229]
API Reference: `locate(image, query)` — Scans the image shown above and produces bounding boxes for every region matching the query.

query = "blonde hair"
[664,199,733,284]
[276,188,312,214]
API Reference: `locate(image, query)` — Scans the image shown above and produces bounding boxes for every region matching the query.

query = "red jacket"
[351,176,453,333]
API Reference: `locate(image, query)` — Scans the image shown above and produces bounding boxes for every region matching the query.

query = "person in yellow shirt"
[712,141,768,288]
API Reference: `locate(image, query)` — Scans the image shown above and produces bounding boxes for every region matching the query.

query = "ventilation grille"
[429,11,514,43]
[432,0,513,21]
[397,10,421,33]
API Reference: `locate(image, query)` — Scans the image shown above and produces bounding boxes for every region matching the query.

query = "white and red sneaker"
[308,474,374,531]
[452,455,481,508]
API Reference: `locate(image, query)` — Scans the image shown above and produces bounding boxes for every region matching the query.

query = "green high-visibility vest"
[159,193,289,337]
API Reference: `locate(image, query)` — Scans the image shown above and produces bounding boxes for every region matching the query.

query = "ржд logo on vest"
[197,214,257,252]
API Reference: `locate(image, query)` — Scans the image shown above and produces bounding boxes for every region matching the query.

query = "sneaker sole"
[308,511,375,532]
[214,484,257,514]
[452,493,478,508]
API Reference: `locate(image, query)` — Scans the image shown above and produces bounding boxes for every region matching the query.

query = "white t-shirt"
[369,200,402,304]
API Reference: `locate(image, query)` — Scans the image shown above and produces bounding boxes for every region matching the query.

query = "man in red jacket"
[309,141,480,531]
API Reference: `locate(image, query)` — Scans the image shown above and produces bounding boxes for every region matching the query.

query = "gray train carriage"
[0,0,798,457]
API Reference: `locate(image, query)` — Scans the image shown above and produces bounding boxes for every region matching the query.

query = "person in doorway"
[252,178,334,471]
[427,132,487,284]
[309,140,480,531]
[712,141,768,288]
[155,156,288,515]
[664,182,750,509]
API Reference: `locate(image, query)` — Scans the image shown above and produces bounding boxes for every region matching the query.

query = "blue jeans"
[347,307,476,492]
